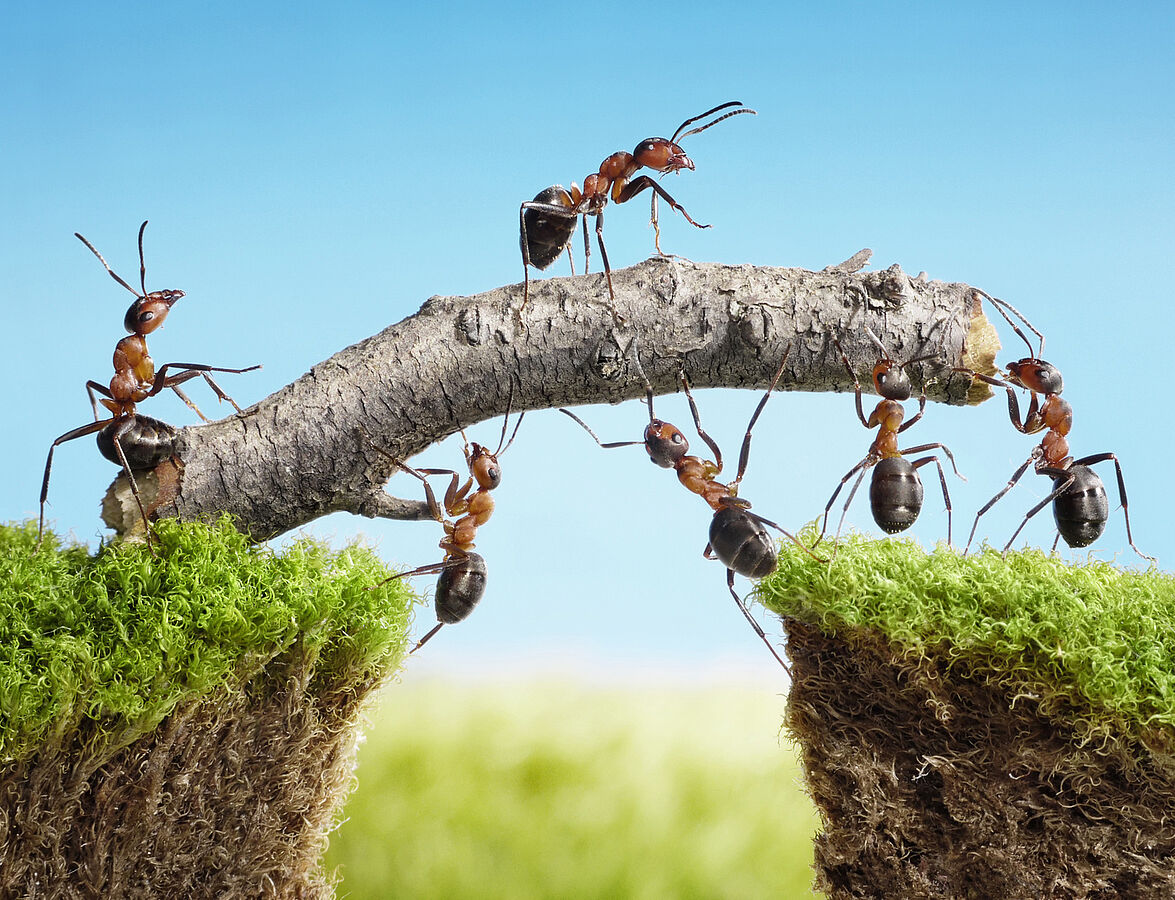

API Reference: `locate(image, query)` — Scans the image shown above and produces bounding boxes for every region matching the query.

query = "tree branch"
[102,255,999,542]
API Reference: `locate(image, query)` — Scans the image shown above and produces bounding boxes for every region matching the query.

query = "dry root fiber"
[786,619,1175,900]
[0,643,376,900]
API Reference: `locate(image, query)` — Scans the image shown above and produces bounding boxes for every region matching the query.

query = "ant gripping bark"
[519,101,756,318]
[816,328,963,549]
[959,293,1151,561]
[362,402,525,653]
[38,221,260,547]
[559,347,822,674]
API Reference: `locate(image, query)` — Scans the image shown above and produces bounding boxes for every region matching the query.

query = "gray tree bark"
[102,253,1000,541]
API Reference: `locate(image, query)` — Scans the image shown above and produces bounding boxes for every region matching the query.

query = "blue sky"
[3,3,1172,683]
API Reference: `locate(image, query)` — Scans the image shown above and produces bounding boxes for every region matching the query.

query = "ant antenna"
[75,230,142,299]
[864,325,939,370]
[137,220,149,298]
[495,386,526,456]
[671,101,757,143]
[976,290,1045,359]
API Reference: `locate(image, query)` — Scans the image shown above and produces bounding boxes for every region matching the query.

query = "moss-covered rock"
[760,535,1175,899]
[0,519,415,899]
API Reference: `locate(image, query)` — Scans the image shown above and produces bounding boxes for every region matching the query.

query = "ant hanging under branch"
[38,221,260,547]
[816,328,963,550]
[362,397,525,653]
[559,346,823,674]
[519,100,756,319]
[959,293,1151,561]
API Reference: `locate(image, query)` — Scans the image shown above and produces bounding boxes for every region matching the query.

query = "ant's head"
[632,138,694,175]
[1005,359,1064,395]
[467,443,503,490]
[872,359,913,401]
[644,419,689,468]
[464,397,525,490]
[124,289,184,335]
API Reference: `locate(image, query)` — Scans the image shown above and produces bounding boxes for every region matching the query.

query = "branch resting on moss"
[103,253,1001,541]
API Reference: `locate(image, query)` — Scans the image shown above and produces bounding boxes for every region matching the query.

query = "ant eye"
[139,311,155,324]
[672,433,685,444]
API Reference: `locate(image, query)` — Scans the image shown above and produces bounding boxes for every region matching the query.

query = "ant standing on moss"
[816,328,963,550]
[959,293,1151,561]
[38,221,260,548]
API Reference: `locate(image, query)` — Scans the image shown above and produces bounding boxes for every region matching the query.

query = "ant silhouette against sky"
[817,328,963,549]
[362,400,525,653]
[960,292,1151,561]
[519,101,756,316]
[39,221,260,546]
[559,346,820,673]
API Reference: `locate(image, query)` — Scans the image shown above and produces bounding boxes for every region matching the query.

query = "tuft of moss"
[0,517,416,765]
[757,531,1175,747]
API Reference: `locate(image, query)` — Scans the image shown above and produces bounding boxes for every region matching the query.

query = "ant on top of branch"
[959,292,1151,561]
[38,221,260,548]
[362,396,525,654]
[816,327,963,551]
[519,101,756,320]
[559,345,822,674]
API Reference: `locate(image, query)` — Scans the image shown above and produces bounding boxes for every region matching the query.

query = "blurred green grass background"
[326,680,822,899]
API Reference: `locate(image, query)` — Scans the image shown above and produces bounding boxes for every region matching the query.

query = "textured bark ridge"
[102,254,997,541]
[0,641,376,900]
[785,620,1175,899]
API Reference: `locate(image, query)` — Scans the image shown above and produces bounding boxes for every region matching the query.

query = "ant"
[38,221,260,547]
[519,101,756,317]
[960,293,1151,560]
[559,346,821,673]
[816,328,963,548]
[362,401,525,653]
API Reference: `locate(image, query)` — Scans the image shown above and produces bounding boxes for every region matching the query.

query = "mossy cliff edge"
[0,520,413,900]
[761,537,1175,899]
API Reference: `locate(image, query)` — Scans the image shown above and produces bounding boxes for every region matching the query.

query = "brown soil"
[785,619,1175,899]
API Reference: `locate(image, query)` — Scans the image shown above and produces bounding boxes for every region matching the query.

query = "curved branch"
[102,255,1000,541]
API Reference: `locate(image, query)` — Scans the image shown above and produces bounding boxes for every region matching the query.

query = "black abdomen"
[522,186,577,270]
[1053,466,1108,548]
[870,457,924,534]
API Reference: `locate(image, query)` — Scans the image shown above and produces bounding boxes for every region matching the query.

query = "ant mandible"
[362,400,525,653]
[816,328,964,549]
[559,346,822,673]
[519,101,756,316]
[960,293,1151,561]
[38,221,260,547]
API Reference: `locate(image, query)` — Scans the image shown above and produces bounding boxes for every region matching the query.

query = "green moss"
[758,531,1175,746]
[0,518,415,764]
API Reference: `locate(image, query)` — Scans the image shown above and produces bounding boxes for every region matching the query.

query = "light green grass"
[0,518,415,764]
[327,680,822,900]
[759,533,1175,745]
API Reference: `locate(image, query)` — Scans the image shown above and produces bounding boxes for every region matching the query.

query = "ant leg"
[833,466,871,548]
[833,340,870,428]
[109,422,157,551]
[410,622,446,654]
[650,193,663,255]
[39,418,113,544]
[680,371,724,472]
[414,467,470,516]
[86,380,114,421]
[900,442,964,481]
[816,457,871,546]
[751,509,828,565]
[897,392,927,434]
[1069,452,1154,562]
[367,558,455,590]
[732,347,791,489]
[154,363,261,415]
[724,567,792,675]
[911,454,954,546]
[557,408,643,450]
[616,177,712,230]
[1001,468,1075,554]
[965,453,1036,555]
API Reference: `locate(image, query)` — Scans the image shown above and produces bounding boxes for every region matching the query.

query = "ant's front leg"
[616,176,711,231]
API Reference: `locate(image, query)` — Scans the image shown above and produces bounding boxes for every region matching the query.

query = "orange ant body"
[364,404,525,653]
[38,221,259,546]
[560,347,821,673]
[962,294,1150,560]
[817,329,963,548]
[519,101,756,314]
